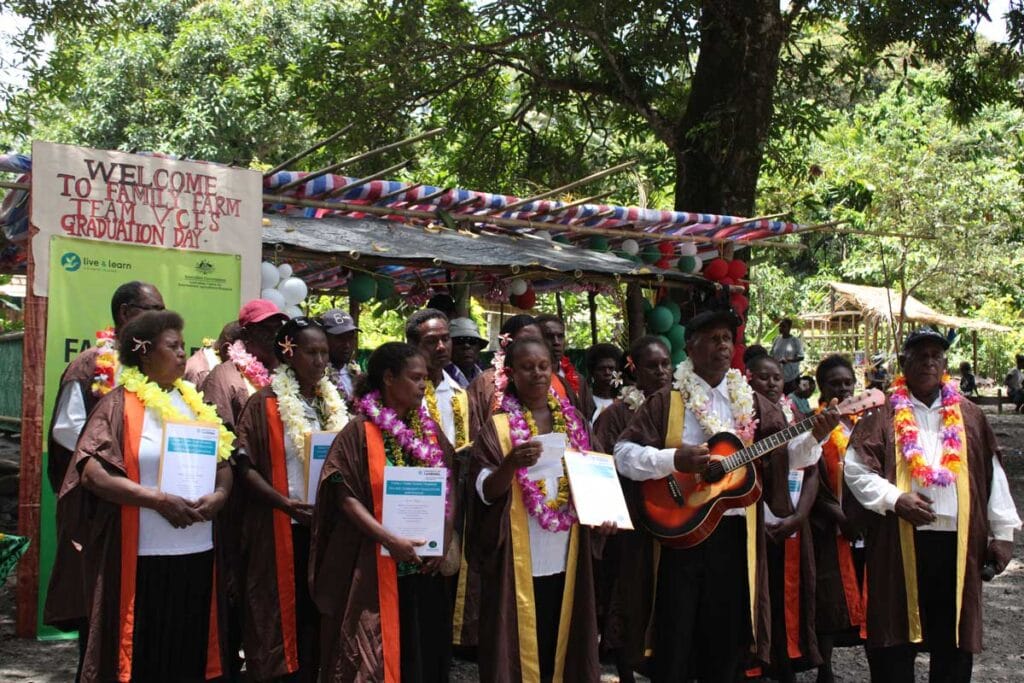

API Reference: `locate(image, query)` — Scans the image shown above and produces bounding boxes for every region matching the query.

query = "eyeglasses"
[127,303,165,312]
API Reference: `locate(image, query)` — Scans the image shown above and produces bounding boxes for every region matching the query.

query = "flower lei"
[227,340,271,390]
[489,333,512,410]
[890,374,964,487]
[502,391,590,532]
[560,356,581,394]
[358,390,447,468]
[779,395,796,425]
[91,327,118,397]
[119,366,234,461]
[672,359,757,445]
[201,337,216,349]
[271,365,349,463]
[619,384,647,412]
[424,379,469,449]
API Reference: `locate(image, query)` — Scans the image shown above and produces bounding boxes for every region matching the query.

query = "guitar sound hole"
[703,461,725,483]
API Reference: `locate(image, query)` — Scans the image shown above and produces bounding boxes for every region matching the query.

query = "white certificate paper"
[563,450,634,530]
[528,432,567,480]
[381,466,447,557]
[305,431,337,503]
[159,420,219,501]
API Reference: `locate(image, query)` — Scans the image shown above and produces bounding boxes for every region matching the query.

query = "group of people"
[41,280,1019,683]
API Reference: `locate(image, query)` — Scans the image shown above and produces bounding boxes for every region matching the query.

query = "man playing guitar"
[614,307,839,681]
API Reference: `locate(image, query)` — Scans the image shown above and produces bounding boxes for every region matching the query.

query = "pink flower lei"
[890,374,964,487]
[227,340,271,389]
[501,390,590,532]
[358,390,447,470]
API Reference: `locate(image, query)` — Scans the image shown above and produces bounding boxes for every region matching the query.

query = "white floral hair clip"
[132,337,151,353]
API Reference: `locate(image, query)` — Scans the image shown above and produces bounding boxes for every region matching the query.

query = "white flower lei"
[619,384,647,411]
[672,358,757,445]
[271,365,349,462]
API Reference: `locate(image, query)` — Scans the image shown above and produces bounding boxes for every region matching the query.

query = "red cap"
[238,299,287,327]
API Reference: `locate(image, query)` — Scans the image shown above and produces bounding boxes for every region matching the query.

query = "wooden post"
[17,222,46,637]
[348,296,360,352]
[588,291,598,346]
[626,283,646,343]
[555,292,564,320]
[972,330,979,377]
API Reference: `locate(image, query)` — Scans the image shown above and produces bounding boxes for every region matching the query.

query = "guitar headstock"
[837,389,886,416]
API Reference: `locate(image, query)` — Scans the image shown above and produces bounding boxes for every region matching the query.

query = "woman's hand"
[155,492,206,528]
[384,535,426,565]
[594,520,619,536]
[766,515,800,544]
[286,499,314,526]
[503,442,543,470]
[192,490,228,521]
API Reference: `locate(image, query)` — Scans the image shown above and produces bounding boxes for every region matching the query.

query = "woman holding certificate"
[235,317,348,682]
[311,342,458,682]
[69,310,235,682]
[471,337,609,683]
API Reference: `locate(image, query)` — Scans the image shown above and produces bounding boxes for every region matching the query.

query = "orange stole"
[365,422,401,683]
[783,534,802,659]
[265,398,300,675]
[820,426,865,628]
[551,374,570,401]
[116,392,223,682]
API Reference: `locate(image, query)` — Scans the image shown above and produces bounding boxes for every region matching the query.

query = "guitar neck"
[721,415,818,473]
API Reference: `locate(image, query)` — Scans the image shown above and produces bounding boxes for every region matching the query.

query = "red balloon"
[658,240,676,255]
[730,293,749,314]
[655,257,673,269]
[513,289,536,309]
[732,343,747,371]
[728,259,748,280]
[704,258,729,280]
[719,277,735,287]
[736,324,746,341]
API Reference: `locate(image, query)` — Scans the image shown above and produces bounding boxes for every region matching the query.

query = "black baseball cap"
[901,327,950,352]
[684,308,743,338]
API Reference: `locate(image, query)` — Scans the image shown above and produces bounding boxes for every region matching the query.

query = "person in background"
[846,328,1021,682]
[958,361,977,397]
[865,353,890,392]
[318,308,361,406]
[447,317,489,388]
[45,280,164,681]
[789,376,816,420]
[1005,354,1024,412]
[427,293,458,320]
[184,321,241,386]
[535,313,588,417]
[585,343,623,424]
[771,318,805,395]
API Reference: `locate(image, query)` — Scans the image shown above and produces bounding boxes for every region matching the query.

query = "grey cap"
[319,309,359,335]
[449,317,488,345]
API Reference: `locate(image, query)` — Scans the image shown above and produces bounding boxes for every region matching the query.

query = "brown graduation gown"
[59,387,230,682]
[592,400,658,667]
[467,368,583,439]
[468,412,602,683]
[44,346,104,629]
[310,416,457,681]
[184,347,217,387]
[847,400,997,653]
[200,360,253,434]
[615,387,787,665]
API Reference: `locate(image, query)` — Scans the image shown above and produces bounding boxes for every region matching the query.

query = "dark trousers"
[865,531,973,683]
[653,517,752,683]
[398,572,453,683]
[533,573,567,681]
[279,525,318,683]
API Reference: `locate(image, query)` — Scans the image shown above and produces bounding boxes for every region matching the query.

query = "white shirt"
[52,360,125,452]
[335,364,355,399]
[426,371,460,446]
[845,393,1021,541]
[476,464,570,576]
[138,389,213,556]
[613,374,822,518]
[282,399,320,516]
[591,395,615,425]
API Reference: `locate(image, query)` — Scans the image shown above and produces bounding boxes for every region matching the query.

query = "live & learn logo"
[60,252,82,272]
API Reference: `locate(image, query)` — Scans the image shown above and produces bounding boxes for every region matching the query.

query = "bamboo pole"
[274,127,445,193]
[571,208,616,224]
[530,189,617,218]
[262,192,805,251]
[322,159,411,199]
[724,211,790,228]
[263,124,354,178]
[411,186,452,205]
[0,180,31,191]
[498,160,637,213]
[588,291,598,345]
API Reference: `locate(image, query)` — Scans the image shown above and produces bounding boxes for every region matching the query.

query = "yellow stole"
[450,388,473,645]
[894,403,971,645]
[666,391,759,641]
[494,414,581,683]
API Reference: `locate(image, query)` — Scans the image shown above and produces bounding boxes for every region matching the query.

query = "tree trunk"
[673,0,786,216]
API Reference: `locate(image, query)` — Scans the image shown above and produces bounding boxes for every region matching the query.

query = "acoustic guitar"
[638,389,885,548]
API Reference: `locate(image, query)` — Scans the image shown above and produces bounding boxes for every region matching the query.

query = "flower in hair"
[278,335,296,357]
[132,337,151,353]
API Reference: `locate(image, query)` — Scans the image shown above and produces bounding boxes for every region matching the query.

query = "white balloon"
[284,305,304,319]
[277,263,293,280]
[278,277,308,305]
[261,288,287,311]
[261,262,280,289]
[621,239,640,255]
[534,230,553,241]
[509,278,529,296]
[679,241,698,256]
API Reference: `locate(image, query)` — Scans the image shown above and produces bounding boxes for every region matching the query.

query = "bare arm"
[481,442,542,502]
[237,456,311,525]
[81,457,204,528]
[193,463,233,520]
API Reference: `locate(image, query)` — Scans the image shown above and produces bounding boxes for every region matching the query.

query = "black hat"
[684,307,743,338]
[901,327,950,352]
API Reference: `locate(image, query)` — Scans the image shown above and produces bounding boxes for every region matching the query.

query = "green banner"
[38,235,241,637]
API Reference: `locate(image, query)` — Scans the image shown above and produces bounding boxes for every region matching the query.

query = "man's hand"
[766,516,800,544]
[987,539,1013,575]
[810,400,841,441]
[673,444,710,473]
[894,492,935,527]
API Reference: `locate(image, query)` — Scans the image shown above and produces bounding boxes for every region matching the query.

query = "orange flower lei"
[91,327,118,397]
[890,373,963,487]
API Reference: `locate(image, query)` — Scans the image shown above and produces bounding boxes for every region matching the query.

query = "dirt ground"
[2,410,1023,682]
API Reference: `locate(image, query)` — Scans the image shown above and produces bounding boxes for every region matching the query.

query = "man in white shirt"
[405,308,469,449]
[845,327,1021,682]
[317,308,360,406]
[614,308,838,681]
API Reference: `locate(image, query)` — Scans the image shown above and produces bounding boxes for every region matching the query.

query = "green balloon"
[642,299,654,314]
[648,305,674,333]
[348,273,377,303]
[641,245,662,263]
[677,255,698,273]
[662,300,682,325]
[589,236,610,252]
[553,234,571,244]
[375,277,395,300]
[656,335,672,352]
[671,347,688,366]
[666,323,686,350]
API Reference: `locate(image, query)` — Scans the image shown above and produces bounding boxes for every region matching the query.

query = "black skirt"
[131,550,214,682]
